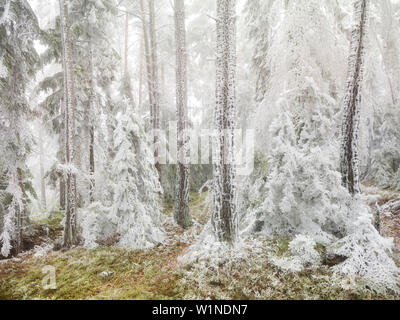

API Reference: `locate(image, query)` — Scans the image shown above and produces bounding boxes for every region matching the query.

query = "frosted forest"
[1,0,400,300]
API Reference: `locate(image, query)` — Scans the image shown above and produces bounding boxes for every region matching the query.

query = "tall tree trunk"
[140,0,153,114]
[138,36,144,111]
[59,99,66,211]
[89,125,95,202]
[88,36,95,203]
[148,0,161,179]
[340,0,369,195]
[122,11,134,106]
[16,167,24,254]
[174,0,191,229]
[212,0,237,244]
[60,0,78,248]
[124,11,129,78]
[60,176,65,210]
[38,128,47,211]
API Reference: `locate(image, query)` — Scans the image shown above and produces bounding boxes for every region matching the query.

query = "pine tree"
[0,0,40,256]
[340,0,369,195]
[107,111,164,249]
[244,0,276,103]
[173,0,191,229]
[212,0,237,244]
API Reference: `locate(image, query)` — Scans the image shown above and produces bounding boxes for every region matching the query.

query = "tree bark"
[124,11,129,78]
[139,0,154,117]
[38,128,47,211]
[60,0,78,248]
[88,33,95,203]
[89,124,95,202]
[16,167,24,254]
[148,0,161,179]
[174,0,191,229]
[340,0,369,195]
[60,176,65,210]
[212,0,237,244]
[138,36,144,111]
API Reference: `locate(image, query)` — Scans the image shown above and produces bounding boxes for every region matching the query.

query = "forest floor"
[0,192,399,300]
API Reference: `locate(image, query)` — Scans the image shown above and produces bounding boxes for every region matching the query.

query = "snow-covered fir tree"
[242,0,400,292]
[0,0,39,256]
[108,109,164,249]
[81,101,165,250]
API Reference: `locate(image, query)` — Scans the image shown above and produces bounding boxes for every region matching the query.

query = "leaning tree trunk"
[212,0,237,244]
[340,0,369,195]
[148,0,161,179]
[60,0,78,248]
[174,0,191,229]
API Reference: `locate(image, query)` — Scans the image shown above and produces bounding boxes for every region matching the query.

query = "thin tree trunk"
[124,11,129,78]
[174,0,191,229]
[60,0,78,247]
[16,167,24,254]
[138,36,143,111]
[88,35,95,203]
[59,99,66,211]
[212,0,237,244]
[89,125,95,202]
[140,0,153,115]
[340,0,369,195]
[38,128,47,211]
[148,0,161,179]
[60,176,65,210]
[161,62,166,103]
[122,11,134,106]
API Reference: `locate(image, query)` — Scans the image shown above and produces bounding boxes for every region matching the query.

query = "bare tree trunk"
[88,35,95,203]
[140,0,153,114]
[16,167,24,254]
[60,176,65,210]
[89,125,95,202]
[212,0,237,244]
[138,36,143,111]
[124,11,129,78]
[161,62,166,103]
[60,0,78,248]
[174,0,191,229]
[148,0,161,179]
[122,11,135,106]
[59,99,66,211]
[340,0,369,195]
[38,128,47,211]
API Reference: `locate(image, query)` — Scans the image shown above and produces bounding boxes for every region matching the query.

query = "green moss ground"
[0,192,399,300]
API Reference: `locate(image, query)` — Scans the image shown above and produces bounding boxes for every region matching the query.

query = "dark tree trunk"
[340,0,369,195]
[60,176,65,210]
